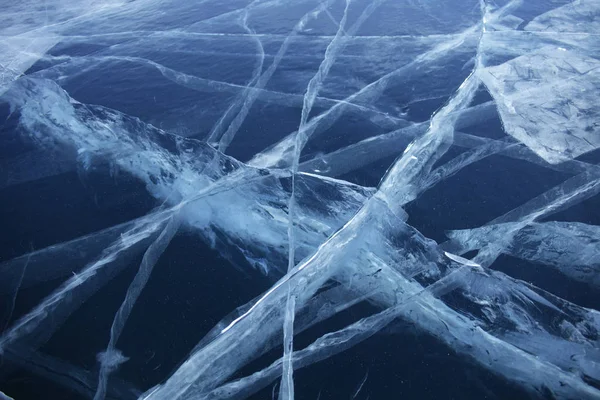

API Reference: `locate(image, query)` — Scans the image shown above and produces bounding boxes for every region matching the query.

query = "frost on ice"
[478,47,600,164]
[1,0,600,399]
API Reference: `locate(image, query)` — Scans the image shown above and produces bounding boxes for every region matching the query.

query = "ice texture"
[478,47,600,164]
[1,0,600,399]
[447,221,600,285]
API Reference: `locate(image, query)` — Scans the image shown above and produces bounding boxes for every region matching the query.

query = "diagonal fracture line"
[296,101,496,177]
[0,214,167,352]
[36,54,389,122]
[0,165,282,353]
[298,0,389,137]
[200,266,472,400]
[143,20,490,400]
[375,15,484,210]
[249,0,526,169]
[0,251,30,334]
[418,138,517,196]
[280,0,353,397]
[248,24,481,169]
[213,0,336,153]
[0,124,372,354]
[141,189,387,400]
[471,172,600,268]
[351,370,369,400]
[435,1,600,267]
[298,120,600,182]
[182,0,310,32]
[93,216,181,400]
[167,6,494,398]
[4,2,125,39]
[206,6,265,145]
[148,2,600,397]
[3,343,141,399]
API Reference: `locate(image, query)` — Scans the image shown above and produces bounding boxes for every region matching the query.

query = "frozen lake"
[1,0,600,399]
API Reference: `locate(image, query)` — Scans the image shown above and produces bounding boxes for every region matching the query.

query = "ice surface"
[0,391,14,400]
[248,25,482,169]
[93,216,181,400]
[207,0,335,153]
[448,221,600,285]
[4,344,141,399]
[477,0,600,164]
[526,0,600,33]
[0,0,128,95]
[0,212,169,352]
[0,35,60,96]
[1,0,600,399]
[479,47,600,164]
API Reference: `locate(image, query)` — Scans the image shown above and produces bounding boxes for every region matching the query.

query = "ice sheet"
[1,1,600,399]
